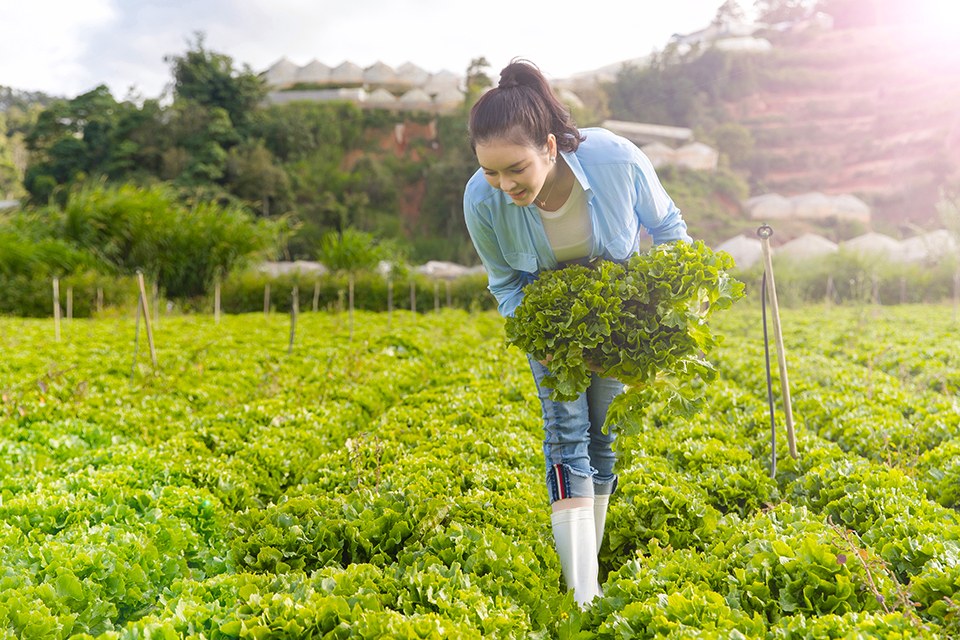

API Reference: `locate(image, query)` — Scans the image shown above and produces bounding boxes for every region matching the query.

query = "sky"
[0,0,739,100]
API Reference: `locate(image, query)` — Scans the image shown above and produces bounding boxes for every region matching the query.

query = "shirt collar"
[559,149,593,200]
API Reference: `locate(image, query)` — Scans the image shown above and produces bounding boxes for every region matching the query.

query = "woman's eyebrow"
[481,160,525,172]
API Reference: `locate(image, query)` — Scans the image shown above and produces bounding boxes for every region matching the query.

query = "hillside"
[735,24,960,232]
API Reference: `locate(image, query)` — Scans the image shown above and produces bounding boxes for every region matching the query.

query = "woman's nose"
[500,176,516,192]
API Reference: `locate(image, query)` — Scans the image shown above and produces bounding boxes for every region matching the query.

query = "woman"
[462,60,691,608]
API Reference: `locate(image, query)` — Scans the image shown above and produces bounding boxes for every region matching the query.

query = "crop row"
[0,307,958,638]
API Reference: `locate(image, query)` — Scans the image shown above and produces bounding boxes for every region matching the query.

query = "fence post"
[387,280,393,331]
[349,275,355,342]
[66,287,73,322]
[288,285,298,355]
[434,281,440,314]
[214,279,221,326]
[96,286,103,317]
[264,283,271,318]
[136,270,157,367]
[313,281,320,313]
[446,280,452,308]
[53,277,61,342]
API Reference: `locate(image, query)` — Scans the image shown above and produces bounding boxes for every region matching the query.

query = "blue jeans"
[527,355,623,504]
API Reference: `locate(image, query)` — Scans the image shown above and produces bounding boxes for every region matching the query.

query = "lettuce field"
[1,304,959,639]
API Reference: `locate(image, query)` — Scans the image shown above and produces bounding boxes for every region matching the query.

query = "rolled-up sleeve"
[632,150,691,245]
[463,192,526,317]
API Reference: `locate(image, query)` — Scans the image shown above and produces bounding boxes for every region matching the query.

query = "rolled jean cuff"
[546,463,595,503]
[593,474,618,496]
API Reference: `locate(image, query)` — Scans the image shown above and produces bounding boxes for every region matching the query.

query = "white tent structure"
[899,230,958,264]
[675,142,719,171]
[396,62,431,87]
[366,88,398,106]
[432,87,464,110]
[841,233,902,259]
[423,70,460,94]
[363,61,397,85]
[556,88,585,110]
[297,60,330,84]
[640,142,676,168]
[745,193,792,220]
[264,58,300,87]
[414,261,474,279]
[329,61,364,84]
[398,88,433,109]
[776,233,839,260]
[830,194,871,222]
[257,261,329,278]
[790,192,834,219]
[715,37,773,52]
[716,235,763,270]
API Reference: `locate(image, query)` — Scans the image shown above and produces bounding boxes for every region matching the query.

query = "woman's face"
[475,134,557,207]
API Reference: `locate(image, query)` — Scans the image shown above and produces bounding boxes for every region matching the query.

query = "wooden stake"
[66,287,73,321]
[288,285,298,355]
[214,280,221,325]
[434,281,440,314]
[53,277,61,342]
[349,275,355,342]
[387,280,393,331]
[313,281,320,312]
[757,226,797,459]
[410,281,416,320]
[446,280,452,308]
[264,283,271,318]
[96,286,103,317]
[136,270,157,367]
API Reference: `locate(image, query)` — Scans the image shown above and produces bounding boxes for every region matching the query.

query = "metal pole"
[757,225,797,460]
[136,270,157,367]
[53,277,61,342]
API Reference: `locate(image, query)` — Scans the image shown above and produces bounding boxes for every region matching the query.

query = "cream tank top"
[535,179,593,263]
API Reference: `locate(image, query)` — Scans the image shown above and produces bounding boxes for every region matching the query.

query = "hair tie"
[498,78,519,89]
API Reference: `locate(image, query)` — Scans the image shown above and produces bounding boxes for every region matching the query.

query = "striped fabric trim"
[553,464,567,499]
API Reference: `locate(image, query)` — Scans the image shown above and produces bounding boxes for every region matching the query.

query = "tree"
[165,32,266,133]
[710,123,755,168]
[754,0,810,23]
[465,57,493,108]
[713,0,746,25]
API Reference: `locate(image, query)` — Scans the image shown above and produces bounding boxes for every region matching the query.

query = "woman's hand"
[537,354,554,367]
[540,353,608,377]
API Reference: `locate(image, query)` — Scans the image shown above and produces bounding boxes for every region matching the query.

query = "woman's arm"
[463,194,527,318]
[631,150,692,245]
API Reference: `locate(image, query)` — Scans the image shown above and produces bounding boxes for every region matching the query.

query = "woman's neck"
[536,157,575,212]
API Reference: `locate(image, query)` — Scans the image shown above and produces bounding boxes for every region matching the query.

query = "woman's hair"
[468,59,584,154]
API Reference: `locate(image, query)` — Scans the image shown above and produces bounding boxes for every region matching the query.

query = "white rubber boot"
[594,494,610,551]
[593,494,610,595]
[551,506,603,609]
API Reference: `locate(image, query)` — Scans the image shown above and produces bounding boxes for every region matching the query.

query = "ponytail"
[468,59,584,154]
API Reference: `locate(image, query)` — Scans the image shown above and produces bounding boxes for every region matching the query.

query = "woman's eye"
[514,168,525,174]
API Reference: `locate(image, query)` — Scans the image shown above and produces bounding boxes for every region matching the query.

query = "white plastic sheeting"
[716,235,763,270]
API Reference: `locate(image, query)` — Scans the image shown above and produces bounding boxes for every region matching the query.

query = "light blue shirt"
[463,127,691,317]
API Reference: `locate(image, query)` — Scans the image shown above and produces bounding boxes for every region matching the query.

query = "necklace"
[535,162,560,209]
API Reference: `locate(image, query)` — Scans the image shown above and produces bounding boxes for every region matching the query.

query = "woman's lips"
[508,190,526,200]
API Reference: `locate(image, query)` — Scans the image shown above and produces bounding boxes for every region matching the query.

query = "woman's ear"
[546,133,557,157]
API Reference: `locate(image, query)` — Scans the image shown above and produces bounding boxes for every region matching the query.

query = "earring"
[550,156,556,163]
